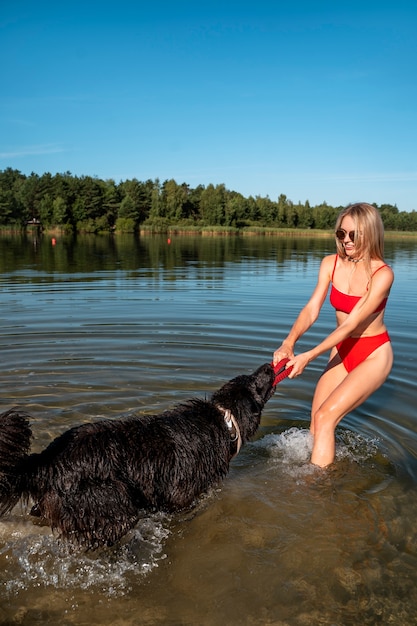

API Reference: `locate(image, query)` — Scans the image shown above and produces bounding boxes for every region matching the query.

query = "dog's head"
[211,363,275,443]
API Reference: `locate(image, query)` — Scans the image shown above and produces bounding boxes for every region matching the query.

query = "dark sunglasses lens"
[336,229,355,242]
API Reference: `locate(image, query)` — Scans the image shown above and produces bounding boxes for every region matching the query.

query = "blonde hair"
[334,202,385,287]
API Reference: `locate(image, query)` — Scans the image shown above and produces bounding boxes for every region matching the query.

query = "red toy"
[272,358,293,387]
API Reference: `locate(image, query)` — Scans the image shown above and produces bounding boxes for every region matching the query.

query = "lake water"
[1,232,417,625]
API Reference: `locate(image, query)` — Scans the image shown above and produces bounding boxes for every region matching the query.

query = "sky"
[1,0,416,211]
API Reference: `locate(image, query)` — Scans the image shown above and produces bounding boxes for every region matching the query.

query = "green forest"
[1,168,415,234]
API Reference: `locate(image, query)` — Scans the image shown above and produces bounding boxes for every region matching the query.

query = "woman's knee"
[311,407,338,436]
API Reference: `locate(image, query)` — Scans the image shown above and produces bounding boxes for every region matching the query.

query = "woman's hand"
[286,350,313,378]
[273,342,294,366]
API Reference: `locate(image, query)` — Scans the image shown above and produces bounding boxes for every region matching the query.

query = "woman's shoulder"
[318,254,339,282]
[371,260,394,285]
[320,253,338,271]
[371,260,393,275]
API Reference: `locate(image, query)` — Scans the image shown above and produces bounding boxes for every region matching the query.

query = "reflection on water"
[1,233,417,625]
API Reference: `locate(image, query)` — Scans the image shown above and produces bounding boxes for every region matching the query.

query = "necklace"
[348,257,364,263]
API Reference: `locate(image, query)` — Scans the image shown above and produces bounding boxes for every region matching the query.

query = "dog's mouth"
[251,363,277,404]
[257,360,292,403]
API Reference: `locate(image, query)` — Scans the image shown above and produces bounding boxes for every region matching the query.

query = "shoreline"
[1,226,417,239]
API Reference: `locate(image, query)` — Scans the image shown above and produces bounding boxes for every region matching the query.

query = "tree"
[397,210,417,231]
[224,192,247,227]
[312,203,337,229]
[17,172,42,223]
[199,184,227,225]
[118,195,136,220]
[78,176,104,220]
[119,178,152,224]
[53,196,67,225]
[72,196,87,224]
[246,196,259,222]
[255,195,276,225]
[149,179,162,219]
[102,179,121,227]
[0,168,412,233]
[277,194,289,226]
[297,200,313,229]
[379,204,399,230]
[160,179,190,221]
[0,168,25,224]
[39,194,54,226]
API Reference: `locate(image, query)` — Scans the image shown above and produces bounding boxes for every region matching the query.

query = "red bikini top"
[329,255,389,314]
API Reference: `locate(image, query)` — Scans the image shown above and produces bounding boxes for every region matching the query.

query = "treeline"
[0,168,415,234]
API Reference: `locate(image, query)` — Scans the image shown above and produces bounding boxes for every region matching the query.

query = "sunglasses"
[335,228,356,242]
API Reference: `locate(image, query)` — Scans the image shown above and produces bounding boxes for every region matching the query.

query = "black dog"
[0,362,276,549]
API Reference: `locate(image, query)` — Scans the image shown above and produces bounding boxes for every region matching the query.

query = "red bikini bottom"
[336,331,391,373]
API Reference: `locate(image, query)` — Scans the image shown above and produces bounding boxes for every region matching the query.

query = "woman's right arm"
[272,255,334,365]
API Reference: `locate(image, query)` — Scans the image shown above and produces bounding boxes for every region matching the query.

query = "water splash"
[253,426,388,479]
[335,428,381,464]
[1,512,171,597]
[259,427,314,465]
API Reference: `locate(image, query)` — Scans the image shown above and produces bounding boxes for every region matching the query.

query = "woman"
[273,202,394,468]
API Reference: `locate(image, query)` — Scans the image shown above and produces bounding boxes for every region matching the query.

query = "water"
[1,232,417,625]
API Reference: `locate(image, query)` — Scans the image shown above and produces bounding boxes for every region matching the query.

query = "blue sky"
[1,1,416,211]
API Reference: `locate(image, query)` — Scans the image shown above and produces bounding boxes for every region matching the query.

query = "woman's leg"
[310,342,393,468]
[310,348,345,436]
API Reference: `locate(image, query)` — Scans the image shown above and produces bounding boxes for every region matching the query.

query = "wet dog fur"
[0,363,275,549]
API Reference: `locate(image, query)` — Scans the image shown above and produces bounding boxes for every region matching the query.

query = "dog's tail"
[0,408,33,515]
